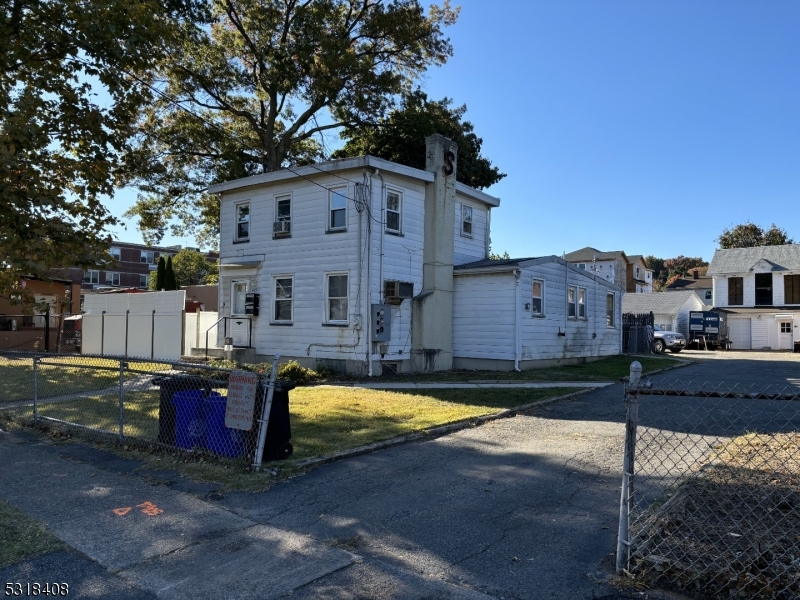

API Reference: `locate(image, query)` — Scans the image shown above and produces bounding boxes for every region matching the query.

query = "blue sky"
[108,0,800,263]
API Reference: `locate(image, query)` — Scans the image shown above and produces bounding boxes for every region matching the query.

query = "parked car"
[653,325,686,353]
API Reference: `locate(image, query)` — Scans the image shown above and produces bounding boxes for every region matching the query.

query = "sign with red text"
[225,370,259,430]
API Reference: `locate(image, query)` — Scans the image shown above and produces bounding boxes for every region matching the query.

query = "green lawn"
[0,499,62,568]
[372,354,682,383]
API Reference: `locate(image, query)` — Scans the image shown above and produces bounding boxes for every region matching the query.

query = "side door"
[230,281,251,347]
[778,320,793,350]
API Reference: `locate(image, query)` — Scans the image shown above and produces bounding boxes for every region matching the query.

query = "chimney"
[693,269,699,279]
[412,134,457,372]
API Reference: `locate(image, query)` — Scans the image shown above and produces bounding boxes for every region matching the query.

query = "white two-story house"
[708,244,800,350]
[208,135,621,374]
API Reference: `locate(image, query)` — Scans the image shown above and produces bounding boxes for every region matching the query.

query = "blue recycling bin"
[172,389,206,450]
[204,394,245,458]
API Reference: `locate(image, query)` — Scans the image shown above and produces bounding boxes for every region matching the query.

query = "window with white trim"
[461,204,473,237]
[140,250,155,264]
[84,270,99,284]
[329,187,347,230]
[531,279,544,315]
[139,274,149,288]
[274,194,291,236]
[274,277,293,322]
[567,286,576,318]
[325,273,348,323]
[578,287,586,318]
[607,293,616,327]
[110,247,121,260]
[105,272,120,286]
[386,190,402,233]
[235,202,250,241]
[577,263,586,270]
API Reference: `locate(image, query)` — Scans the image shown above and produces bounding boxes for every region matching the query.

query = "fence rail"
[0,350,285,471]
[617,362,800,599]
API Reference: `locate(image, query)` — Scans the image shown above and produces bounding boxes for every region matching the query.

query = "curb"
[292,387,597,471]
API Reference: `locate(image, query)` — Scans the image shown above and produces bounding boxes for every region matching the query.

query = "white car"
[653,325,686,354]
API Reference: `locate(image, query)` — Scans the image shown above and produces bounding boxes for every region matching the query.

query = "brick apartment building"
[64,242,217,291]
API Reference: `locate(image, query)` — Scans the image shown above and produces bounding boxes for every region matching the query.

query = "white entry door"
[230,281,250,346]
[728,318,751,350]
[779,320,793,350]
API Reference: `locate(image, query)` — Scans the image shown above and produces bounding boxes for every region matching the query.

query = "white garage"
[728,317,751,350]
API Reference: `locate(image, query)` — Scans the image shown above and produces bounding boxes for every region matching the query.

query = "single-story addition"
[452,257,623,370]
[622,290,706,338]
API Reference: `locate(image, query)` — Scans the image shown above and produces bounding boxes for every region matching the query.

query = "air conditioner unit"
[383,281,413,304]
[273,220,291,234]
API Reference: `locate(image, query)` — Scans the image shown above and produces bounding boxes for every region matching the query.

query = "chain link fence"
[617,364,800,599]
[0,351,292,470]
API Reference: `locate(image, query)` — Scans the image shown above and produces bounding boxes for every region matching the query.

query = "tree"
[171,249,218,286]
[646,255,708,290]
[164,256,178,291]
[151,256,168,291]
[717,222,793,249]
[0,0,201,300]
[489,251,510,260]
[662,256,707,278]
[124,0,459,246]
[332,90,505,189]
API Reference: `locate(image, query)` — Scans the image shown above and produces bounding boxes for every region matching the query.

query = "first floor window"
[105,272,120,286]
[329,187,347,230]
[140,274,149,288]
[461,204,473,236]
[84,270,99,284]
[728,277,743,305]
[274,277,293,321]
[236,202,250,241]
[567,287,576,318]
[531,279,544,315]
[386,191,402,233]
[607,293,616,327]
[578,287,586,318]
[326,273,348,322]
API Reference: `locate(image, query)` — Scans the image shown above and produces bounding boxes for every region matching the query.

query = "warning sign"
[225,370,259,431]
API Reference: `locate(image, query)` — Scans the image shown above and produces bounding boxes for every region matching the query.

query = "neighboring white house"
[452,257,622,371]
[626,255,654,293]
[622,290,706,338]
[708,245,800,350]
[207,135,624,374]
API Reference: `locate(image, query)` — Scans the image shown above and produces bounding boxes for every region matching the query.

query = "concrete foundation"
[453,354,616,372]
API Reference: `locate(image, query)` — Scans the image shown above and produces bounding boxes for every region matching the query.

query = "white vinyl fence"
[82,291,185,361]
[184,310,222,354]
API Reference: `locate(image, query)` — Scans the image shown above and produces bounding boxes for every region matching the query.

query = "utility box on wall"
[371,304,391,342]
[245,293,260,316]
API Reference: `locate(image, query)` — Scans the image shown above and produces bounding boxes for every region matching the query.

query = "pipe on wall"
[514,269,521,371]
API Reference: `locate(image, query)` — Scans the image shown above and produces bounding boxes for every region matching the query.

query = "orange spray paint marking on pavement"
[113,507,132,516]
[136,501,164,516]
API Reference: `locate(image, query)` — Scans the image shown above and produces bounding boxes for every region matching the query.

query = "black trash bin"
[246,380,296,461]
[152,376,213,445]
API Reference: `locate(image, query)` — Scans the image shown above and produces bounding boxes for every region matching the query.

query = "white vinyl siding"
[454,198,488,265]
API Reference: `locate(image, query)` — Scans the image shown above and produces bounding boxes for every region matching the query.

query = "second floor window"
[755,273,773,306]
[386,191,402,233]
[110,247,121,260]
[728,277,743,305]
[461,204,473,237]
[329,187,347,230]
[236,202,250,241]
[785,274,800,304]
[140,251,155,264]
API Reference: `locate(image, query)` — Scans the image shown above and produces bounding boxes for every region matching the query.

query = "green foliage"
[489,251,510,260]
[0,0,201,299]
[208,359,320,384]
[717,222,793,249]
[164,256,178,291]
[646,255,708,291]
[171,249,218,286]
[332,89,505,190]
[152,256,167,291]
[124,0,459,246]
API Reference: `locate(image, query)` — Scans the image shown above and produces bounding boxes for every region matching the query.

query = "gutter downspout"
[485,207,491,258]
[514,269,521,371]
[376,171,386,303]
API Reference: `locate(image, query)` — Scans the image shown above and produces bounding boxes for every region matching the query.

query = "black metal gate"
[622,312,654,354]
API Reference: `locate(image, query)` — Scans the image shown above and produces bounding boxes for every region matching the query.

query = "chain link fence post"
[617,361,641,573]
[33,354,39,423]
[118,358,125,442]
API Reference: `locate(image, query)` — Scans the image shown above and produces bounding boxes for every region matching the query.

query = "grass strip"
[0,499,63,568]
